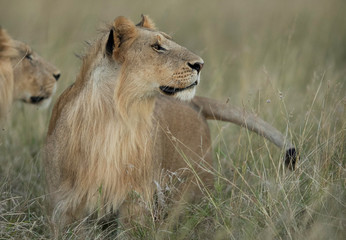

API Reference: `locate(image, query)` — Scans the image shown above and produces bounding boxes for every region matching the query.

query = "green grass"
[0,0,345,239]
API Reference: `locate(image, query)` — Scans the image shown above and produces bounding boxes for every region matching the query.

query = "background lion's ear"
[109,16,137,62]
[136,14,156,30]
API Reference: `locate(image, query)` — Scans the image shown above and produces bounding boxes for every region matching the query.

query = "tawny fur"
[0,28,16,118]
[0,28,60,120]
[44,15,295,236]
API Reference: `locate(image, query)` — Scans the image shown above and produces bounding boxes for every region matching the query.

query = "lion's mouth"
[23,96,48,104]
[159,80,198,95]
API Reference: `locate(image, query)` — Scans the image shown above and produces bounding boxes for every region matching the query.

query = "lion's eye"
[25,53,33,60]
[151,43,166,52]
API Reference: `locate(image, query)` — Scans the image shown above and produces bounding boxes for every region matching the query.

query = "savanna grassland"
[0,0,345,239]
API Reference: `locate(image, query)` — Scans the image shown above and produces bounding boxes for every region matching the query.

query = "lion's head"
[0,28,60,118]
[11,40,60,106]
[103,15,204,102]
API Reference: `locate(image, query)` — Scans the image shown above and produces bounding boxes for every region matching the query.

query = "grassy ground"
[0,0,345,239]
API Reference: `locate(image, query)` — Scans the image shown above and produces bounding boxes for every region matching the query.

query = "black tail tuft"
[285,148,297,170]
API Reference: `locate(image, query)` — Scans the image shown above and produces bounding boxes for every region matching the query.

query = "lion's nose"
[188,61,204,73]
[53,72,61,81]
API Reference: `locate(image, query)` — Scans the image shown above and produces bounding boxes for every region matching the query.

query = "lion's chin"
[37,97,52,109]
[175,87,196,101]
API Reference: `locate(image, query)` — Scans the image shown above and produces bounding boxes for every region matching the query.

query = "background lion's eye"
[151,43,166,52]
[25,54,33,60]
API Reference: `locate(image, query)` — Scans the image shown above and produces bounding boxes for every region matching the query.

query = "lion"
[44,15,296,236]
[0,28,60,120]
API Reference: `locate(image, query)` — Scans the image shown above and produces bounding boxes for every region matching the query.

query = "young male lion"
[0,28,60,120]
[44,15,296,236]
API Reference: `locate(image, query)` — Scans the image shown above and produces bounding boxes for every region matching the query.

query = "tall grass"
[0,0,345,239]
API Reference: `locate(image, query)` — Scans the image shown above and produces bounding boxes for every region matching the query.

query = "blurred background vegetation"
[0,0,345,239]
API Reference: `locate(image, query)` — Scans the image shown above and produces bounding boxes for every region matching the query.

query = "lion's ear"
[105,28,115,57]
[136,14,156,30]
[107,16,137,62]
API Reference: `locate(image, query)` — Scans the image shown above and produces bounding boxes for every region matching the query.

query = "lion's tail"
[192,96,297,170]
